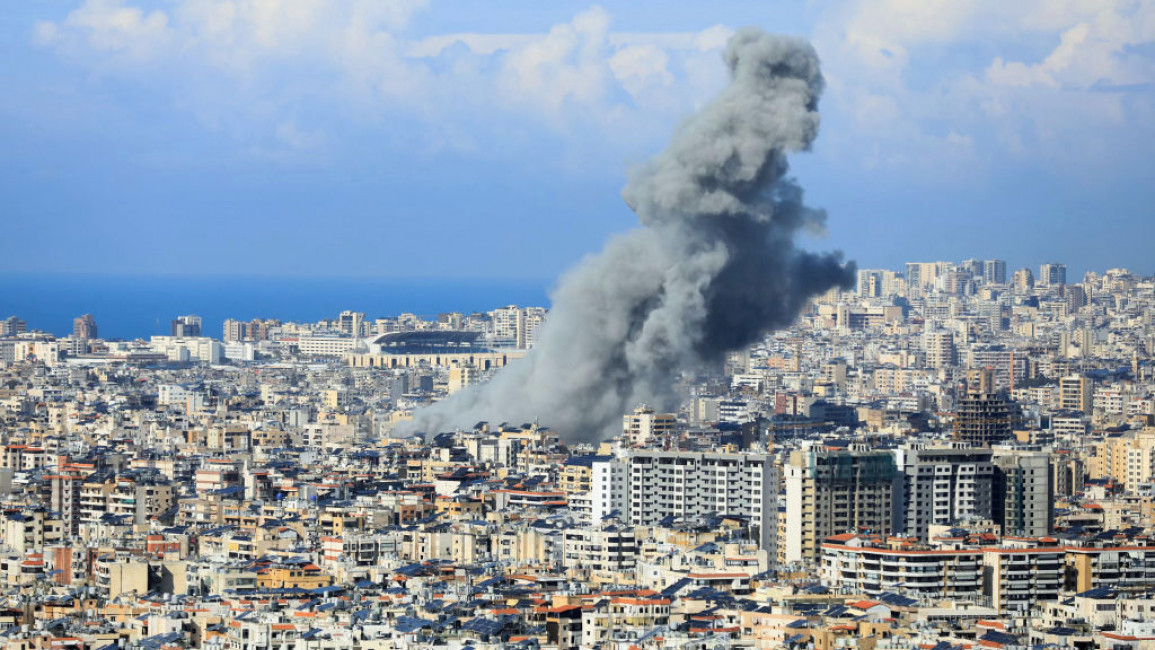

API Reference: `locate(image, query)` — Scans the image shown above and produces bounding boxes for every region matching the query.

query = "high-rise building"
[447,366,478,394]
[491,306,524,348]
[879,270,904,296]
[223,319,245,342]
[953,389,1014,446]
[1090,429,1155,491]
[894,443,994,540]
[1012,268,1034,292]
[905,262,945,293]
[1058,374,1093,413]
[784,444,897,563]
[621,405,676,447]
[1053,455,1085,497]
[73,314,98,340]
[967,346,1027,392]
[1039,263,1067,286]
[437,312,464,330]
[923,330,955,369]
[944,270,972,296]
[0,316,26,336]
[982,544,1064,612]
[48,472,84,536]
[523,307,546,349]
[983,259,1007,285]
[485,306,546,349]
[590,458,629,523]
[905,262,922,290]
[1063,285,1088,312]
[856,269,884,297]
[224,318,277,342]
[592,450,778,550]
[338,311,365,337]
[992,448,1053,537]
[171,314,202,337]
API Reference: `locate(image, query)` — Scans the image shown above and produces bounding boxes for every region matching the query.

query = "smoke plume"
[404,28,853,442]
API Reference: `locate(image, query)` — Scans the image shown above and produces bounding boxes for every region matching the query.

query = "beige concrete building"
[1091,428,1155,490]
[784,445,897,563]
[622,404,676,447]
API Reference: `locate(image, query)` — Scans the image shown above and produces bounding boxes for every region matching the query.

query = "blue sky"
[2,0,1153,281]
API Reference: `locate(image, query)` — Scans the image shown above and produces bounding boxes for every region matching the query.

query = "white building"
[294,336,358,357]
[592,450,777,551]
[149,336,222,364]
[157,384,189,406]
[717,400,751,423]
[524,307,546,348]
[561,525,637,575]
[223,342,256,362]
[489,305,547,349]
[490,306,524,349]
[591,459,628,523]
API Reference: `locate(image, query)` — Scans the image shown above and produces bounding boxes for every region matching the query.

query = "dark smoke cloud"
[403,28,854,442]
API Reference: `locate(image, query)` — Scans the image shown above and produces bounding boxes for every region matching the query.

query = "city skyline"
[0,257,1124,339]
[2,1,1153,280]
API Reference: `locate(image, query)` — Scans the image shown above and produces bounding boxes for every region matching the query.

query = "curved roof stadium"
[370,331,492,354]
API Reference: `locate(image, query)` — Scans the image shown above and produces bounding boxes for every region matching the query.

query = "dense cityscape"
[5,1,1155,649]
[2,259,1154,649]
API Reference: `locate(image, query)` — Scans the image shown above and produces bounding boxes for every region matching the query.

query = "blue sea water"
[0,273,552,340]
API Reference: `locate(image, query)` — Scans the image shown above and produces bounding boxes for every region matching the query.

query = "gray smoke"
[404,28,854,442]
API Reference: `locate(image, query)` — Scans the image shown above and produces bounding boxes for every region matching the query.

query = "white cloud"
[498,7,612,112]
[32,0,1153,183]
[407,33,534,58]
[814,0,1155,177]
[275,119,325,151]
[609,44,673,99]
[35,0,172,64]
[33,1,735,163]
[987,4,1155,90]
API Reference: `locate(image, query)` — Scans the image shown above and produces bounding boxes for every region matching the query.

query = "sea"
[0,273,552,340]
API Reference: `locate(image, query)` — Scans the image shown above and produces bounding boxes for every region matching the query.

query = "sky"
[2,0,1153,282]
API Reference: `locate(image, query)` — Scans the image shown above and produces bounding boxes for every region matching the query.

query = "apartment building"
[622,405,676,447]
[894,443,994,540]
[785,444,897,563]
[592,450,777,551]
[982,543,1065,612]
[821,534,984,599]
[562,525,638,578]
[992,448,1054,537]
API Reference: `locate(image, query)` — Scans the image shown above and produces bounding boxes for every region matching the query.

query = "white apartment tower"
[591,460,628,523]
[591,450,778,551]
[491,306,525,348]
[523,307,546,348]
